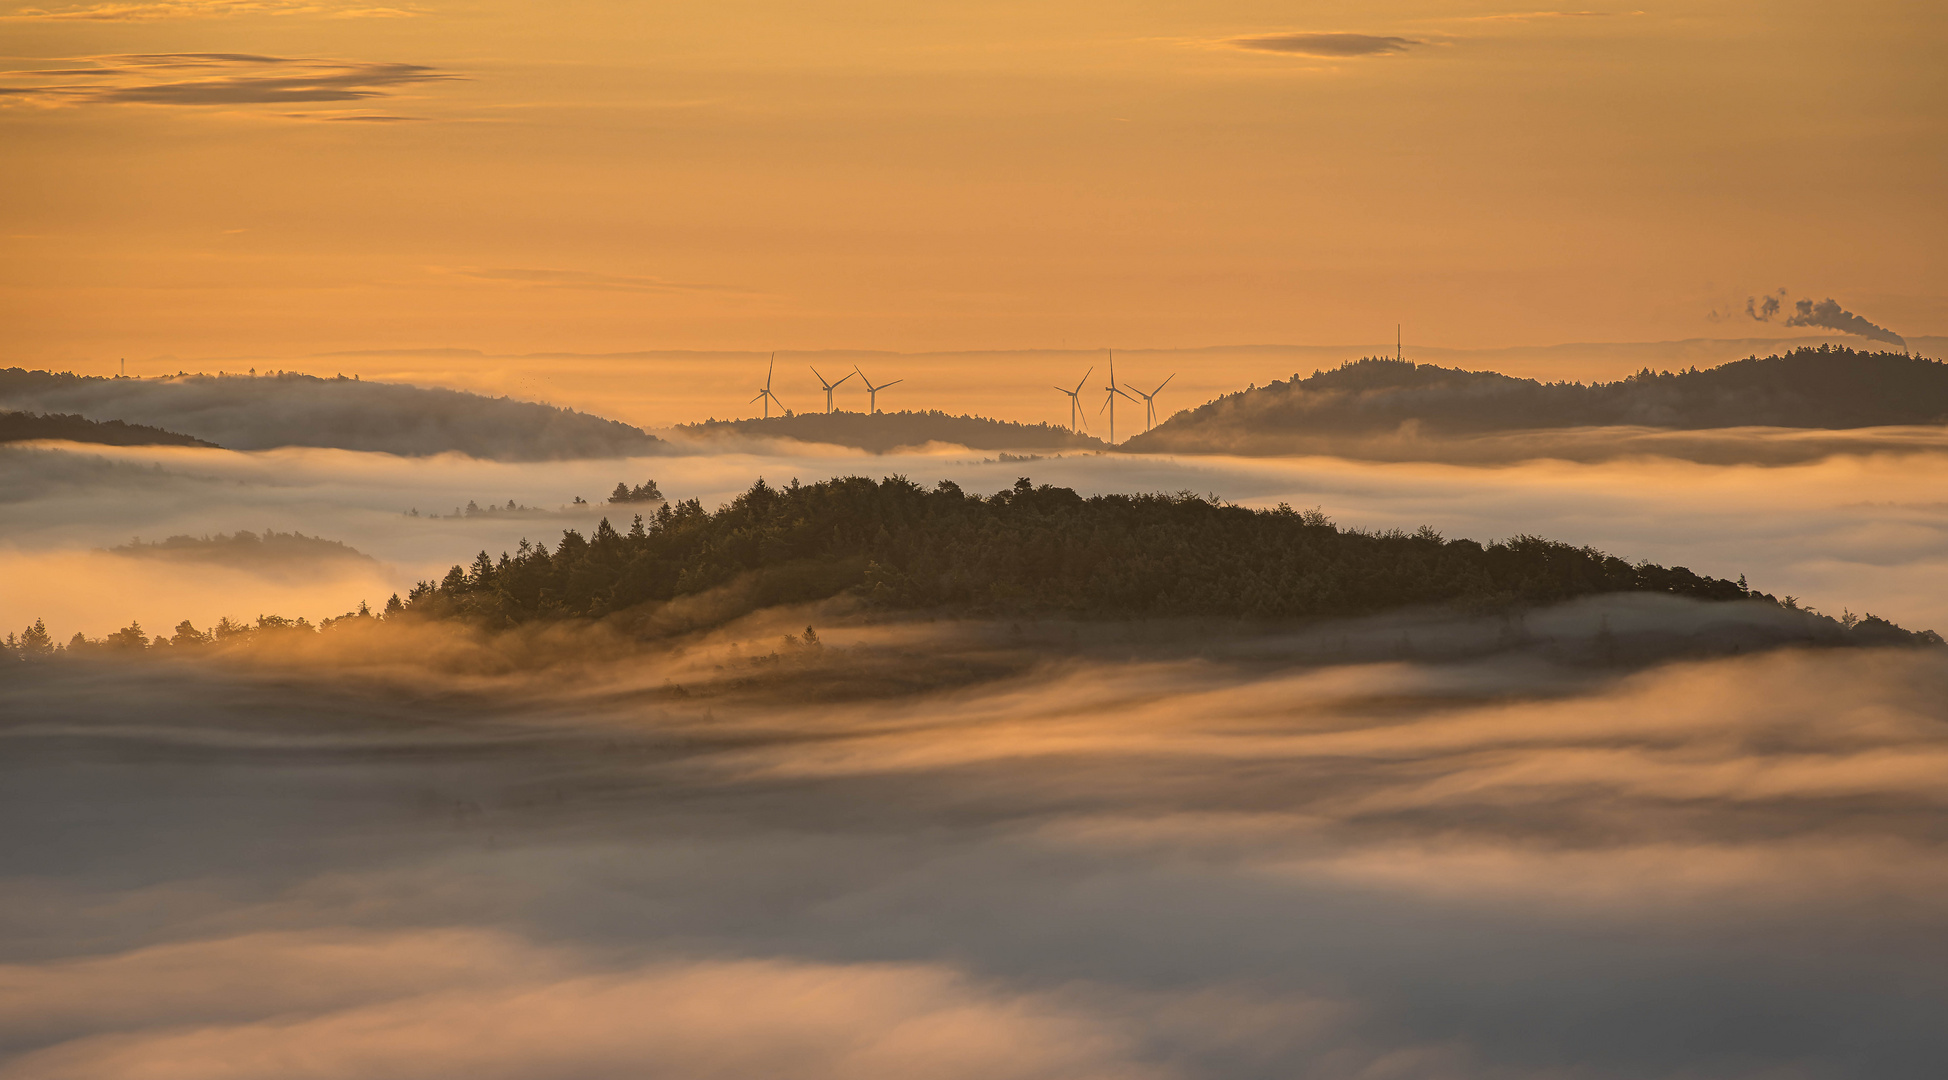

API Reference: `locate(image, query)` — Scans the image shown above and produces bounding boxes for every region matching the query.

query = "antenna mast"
[1396,324,1402,363]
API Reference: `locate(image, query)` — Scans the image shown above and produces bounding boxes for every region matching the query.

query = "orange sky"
[3,0,1942,377]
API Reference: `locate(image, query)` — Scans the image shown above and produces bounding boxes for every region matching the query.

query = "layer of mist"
[0,369,665,461]
[6,440,1948,638]
[3,609,1946,1078]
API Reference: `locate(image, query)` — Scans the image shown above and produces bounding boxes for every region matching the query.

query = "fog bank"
[3,633,1945,1077]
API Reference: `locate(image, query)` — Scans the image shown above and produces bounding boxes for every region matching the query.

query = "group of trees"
[609,479,664,503]
[393,475,1825,628]
[1,609,369,661]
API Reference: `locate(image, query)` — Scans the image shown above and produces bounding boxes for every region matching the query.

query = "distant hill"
[676,410,1106,453]
[109,529,376,569]
[0,369,665,461]
[1125,346,1948,457]
[0,410,217,448]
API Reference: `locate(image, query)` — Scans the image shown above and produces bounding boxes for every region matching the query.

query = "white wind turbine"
[750,352,785,418]
[1125,372,1176,432]
[809,365,856,414]
[1100,349,1136,444]
[854,366,903,414]
[1054,366,1093,434]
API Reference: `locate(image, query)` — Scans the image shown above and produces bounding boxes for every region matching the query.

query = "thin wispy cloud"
[1,0,416,20]
[443,267,747,295]
[0,53,457,107]
[1449,10,1643,22]
[1220,32,1424,58]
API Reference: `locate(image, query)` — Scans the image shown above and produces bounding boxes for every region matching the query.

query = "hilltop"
[676,410,1105,453]
[386,475,1938,650]
[0,410,217,448]
[1125,345,1948,457]
[0,369,666,461]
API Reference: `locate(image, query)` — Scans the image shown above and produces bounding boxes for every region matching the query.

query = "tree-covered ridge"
[384,476,1926,643]
[0,410,217,448]
[679,410,1107,453]
[1128,345,1948,453]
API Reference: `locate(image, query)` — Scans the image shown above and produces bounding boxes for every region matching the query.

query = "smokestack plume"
[1782,297,1906,349]
[1734,289,1905,350]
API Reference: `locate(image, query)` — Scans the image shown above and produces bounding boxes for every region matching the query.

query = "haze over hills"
[676,411,1106,453]
[91,335,1941,432]
[0,369,666,461]
[1125,346,1948,459]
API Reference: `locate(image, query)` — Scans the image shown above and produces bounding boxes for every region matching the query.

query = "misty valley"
[3,349,1947,1079]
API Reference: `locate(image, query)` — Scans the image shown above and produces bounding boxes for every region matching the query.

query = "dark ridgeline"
[0,368,665,461]
[681,410,1107,453]
[394,475,1929,644]
[1126,346,1948,454]
[0,410,217,448]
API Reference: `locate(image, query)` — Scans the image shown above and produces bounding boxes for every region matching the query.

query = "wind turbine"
[1125,372,1176,432]
[1100,349,1136,444]
[854,366,902,414]
[1054,366,1093,433]
[809,366,855,414]
[750,352,785,418]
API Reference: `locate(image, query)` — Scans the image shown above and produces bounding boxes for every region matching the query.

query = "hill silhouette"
[0,369,665,461]
[1126,345,1948,457]
[678,410,1105,453]
[0,410,216,448]
[391,475,1936,647]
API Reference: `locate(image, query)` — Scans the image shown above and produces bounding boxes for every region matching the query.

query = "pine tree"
[19,618,53,658]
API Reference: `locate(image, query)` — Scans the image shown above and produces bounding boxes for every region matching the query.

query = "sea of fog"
[3,437,1948,1078]
[2,438,1945,639]
[2,623,1946,1078]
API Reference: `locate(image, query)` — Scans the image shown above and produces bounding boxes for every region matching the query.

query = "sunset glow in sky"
[3,0,1942,372]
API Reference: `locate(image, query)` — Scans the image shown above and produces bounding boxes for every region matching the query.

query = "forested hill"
[1125,346,1948,455]
[678,410,1105,453]
[394,475,1934,644]
[0,369,665,461]
[0,410,216,448]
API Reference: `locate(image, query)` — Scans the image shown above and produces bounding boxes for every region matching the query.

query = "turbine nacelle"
[854,367,903,415]
[809,365,856,415]
[1053,365,1094,434]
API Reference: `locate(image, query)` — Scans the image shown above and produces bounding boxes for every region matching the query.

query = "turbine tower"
[1126,372,1176,432]
[854,366,903,414]
[749,352,785,418]
[809,365,855,414]
[1054,366,1093,433]
[1100,349,1135,444]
